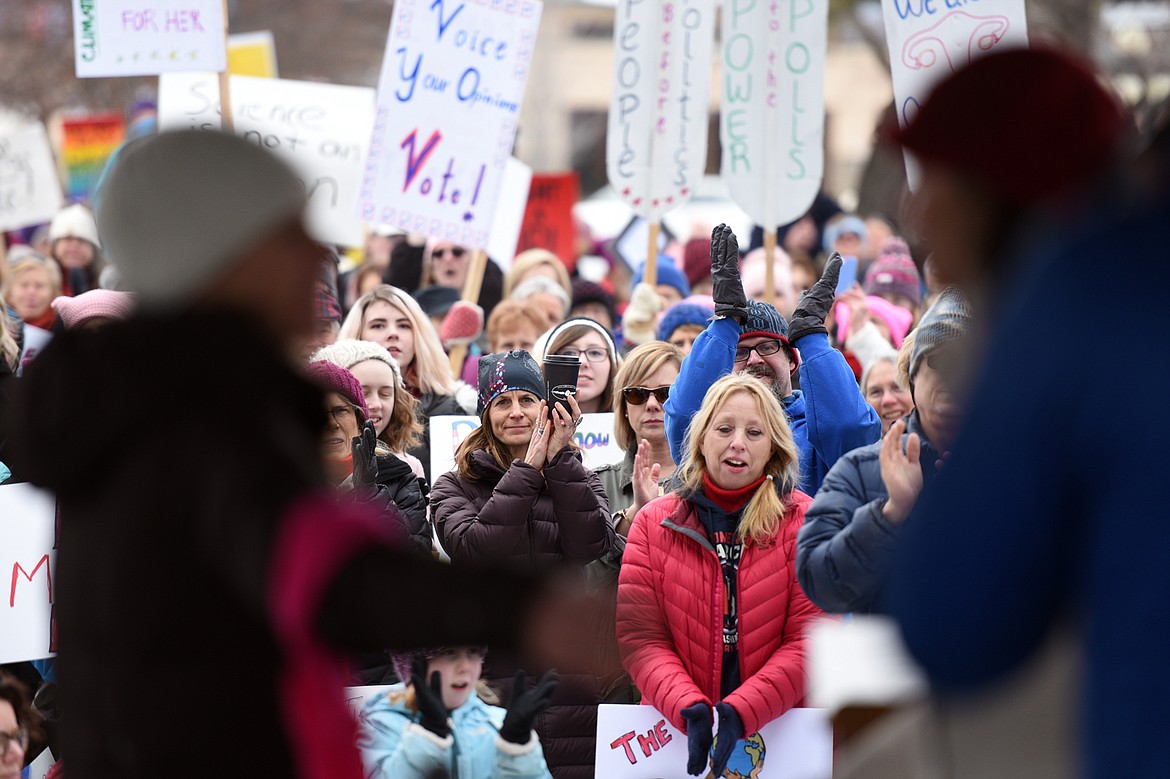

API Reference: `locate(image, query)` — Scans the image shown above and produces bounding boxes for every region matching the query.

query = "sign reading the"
[72,0,227,78]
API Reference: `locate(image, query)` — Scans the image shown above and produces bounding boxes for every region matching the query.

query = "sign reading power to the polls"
[0,484,58,665]
[72,0,227,78]
[360,0,543,251]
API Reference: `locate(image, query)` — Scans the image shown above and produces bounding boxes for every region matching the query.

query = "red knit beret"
[303,361,369,422]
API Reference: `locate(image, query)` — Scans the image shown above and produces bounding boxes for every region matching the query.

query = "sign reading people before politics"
[881,0,1027,186]
[158,73,375,248]
[72,0,227,78]
[360,0,543,252]
[0,123,64,233]
[0,484,58,665]
[607,0,716,222]
[720,0,829,232]
[594,704,832,778]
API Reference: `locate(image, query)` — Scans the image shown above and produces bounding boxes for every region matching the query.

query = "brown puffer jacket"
[431,447,616,569]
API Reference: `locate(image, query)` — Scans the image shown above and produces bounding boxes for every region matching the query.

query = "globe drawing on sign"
[708,731,766,778]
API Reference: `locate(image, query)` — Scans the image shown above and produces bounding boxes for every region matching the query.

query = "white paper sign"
[0,484,57,665]
[360,0,543,252]
[881,0,1027,186]
[72,0,227,78]
[0,124,64,233]
[607,0,716,221]
[594,704,832,778]
[158,73,375,247]
[24,748,56,779]
[429,413,623,483]
[344,684,399,719]
[485,157,533,270]
[720,0,829,231]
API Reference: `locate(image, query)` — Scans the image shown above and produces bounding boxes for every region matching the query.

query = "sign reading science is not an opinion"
[73,0,227,78]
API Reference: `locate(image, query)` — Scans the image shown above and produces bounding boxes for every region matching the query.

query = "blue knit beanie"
[740,300,790,343]
[657,301,713,342]
[633,255,691,299]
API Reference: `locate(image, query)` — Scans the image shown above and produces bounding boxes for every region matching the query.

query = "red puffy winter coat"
[616,490,821,736]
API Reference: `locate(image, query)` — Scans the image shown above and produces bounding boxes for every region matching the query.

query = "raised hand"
[710,224,749,323]
[523,400,551,470]
[880,419,923,524]
[789,251,843,342]
[629,438,662,517]
[411,655,451,738]
[499,668,560,744]
[351,420,379,492]
[544,392,580,462]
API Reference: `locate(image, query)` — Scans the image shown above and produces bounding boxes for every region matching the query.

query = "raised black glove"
[680,701,713,776]
[710,224,749,323]
[411,655,451,739]
[352,420,379,491]
[499,668,559,744]
[788,251,842,342]
[711,702,745,777]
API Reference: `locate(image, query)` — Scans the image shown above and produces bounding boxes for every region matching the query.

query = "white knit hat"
[49,204,101,248]
[95,130,305,307]
[309,339,404,387]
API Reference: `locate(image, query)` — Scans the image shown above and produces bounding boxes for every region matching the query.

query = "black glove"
[351,420,379,491]
[680,701,713,776]
[411,655,451,739]
[788,251,842,342]
[499,668,559,744]
[711,702,745,777]
[710,224,749,323]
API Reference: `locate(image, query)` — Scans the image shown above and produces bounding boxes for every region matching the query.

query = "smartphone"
[835,256,859,295]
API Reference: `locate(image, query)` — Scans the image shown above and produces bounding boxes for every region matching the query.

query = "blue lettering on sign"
[432,0,466,40]
[574,432,611,449]
[892,0,937,19]
[395,48,423,102]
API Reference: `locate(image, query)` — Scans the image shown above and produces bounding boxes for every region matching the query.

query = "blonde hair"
[504,248,572,298]
[3,255,63,309]
[612,341,683,453]
[486,299,548,350]
[895,329,917,390]
[676,375,800,546]
[0,306,18,372]
[340,285,454,396]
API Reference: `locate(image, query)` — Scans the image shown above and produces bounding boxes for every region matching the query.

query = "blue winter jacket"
[358,689,552,779]
[796,410,941,614]
[665,317,880,495]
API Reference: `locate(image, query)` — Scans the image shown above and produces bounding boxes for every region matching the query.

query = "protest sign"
[59,113,125,202]
[606,0,716,224]
[344,684,399,719]
[516,172,580,267]
[594,703,831,778]
[359,0,543,252]
[429,413,623,483]
[0,484,58,665]
[24,748,56,779]
[229,30,278,77]
[0,124,63,233]
[159,72,375,247]
[72,0,227,78]
[485,157,533,270]
[720,0,829,233]
[881,0,1027,186]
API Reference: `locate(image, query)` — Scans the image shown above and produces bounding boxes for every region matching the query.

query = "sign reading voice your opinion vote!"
[0,484,58,665]
[607,0,716,222]
[360,0,543,252]
[720,0,829,233]
[72,0,227,78]
[0,124,64,233]
[881,0,1027,186]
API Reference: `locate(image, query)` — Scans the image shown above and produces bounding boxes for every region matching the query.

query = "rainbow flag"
[60,113,126,202]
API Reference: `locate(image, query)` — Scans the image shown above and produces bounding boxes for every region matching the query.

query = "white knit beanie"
[309,339,404,387]
[95,130,306,308]
[49,204,101,248]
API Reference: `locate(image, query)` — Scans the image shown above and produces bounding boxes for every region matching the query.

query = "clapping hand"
[499,668,560,744]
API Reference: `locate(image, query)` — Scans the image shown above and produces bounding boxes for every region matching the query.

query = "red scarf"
[702,472,767,513]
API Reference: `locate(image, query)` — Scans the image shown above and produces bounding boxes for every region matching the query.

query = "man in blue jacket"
[665,224,880,495]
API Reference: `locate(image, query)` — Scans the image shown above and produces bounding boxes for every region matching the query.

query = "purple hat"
[304,361,369,422]
[864,237,922,307]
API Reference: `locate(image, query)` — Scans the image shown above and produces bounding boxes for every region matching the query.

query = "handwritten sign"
[720,0,829,231]
[594,703,831,778]
[23,748,56,779]
[606,0,716,221]
[158,72,375,247]
[344,684,399,719]
[429,413,623,483]
[0,484,58,665]
[72,0,227,78]
[881,0,1027,186]
[516,172,580,268]
[360,0,543,252]
[60,113,126,202]
[0,124,63,233]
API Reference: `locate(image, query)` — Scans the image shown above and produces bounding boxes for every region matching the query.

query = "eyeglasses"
[623,385,671,406]
[734,339,784,364]
[925,350,961,375]
[557,347,609,364]
[327,405,357,425]
[433,246,466,260]
[0,727,28,755]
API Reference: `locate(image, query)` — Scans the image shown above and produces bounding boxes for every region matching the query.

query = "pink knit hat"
[303,361,369,422]
[834,296,914,349]
[864,237,921,307]
[50,290,135,330]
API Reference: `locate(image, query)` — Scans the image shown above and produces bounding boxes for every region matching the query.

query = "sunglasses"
[623,385,671,405]
[433,246,466,259]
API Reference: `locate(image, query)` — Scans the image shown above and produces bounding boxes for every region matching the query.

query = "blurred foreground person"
[0,672,40,778]
[1,131,601,779]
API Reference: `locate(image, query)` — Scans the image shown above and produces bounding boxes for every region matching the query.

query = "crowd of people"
[0,44,1166,779]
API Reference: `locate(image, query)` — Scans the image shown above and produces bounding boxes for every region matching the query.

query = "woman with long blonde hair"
[616,374,822,778]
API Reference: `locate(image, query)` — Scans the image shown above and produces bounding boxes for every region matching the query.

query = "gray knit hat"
[309,339,404,388]
[909,287,972,386]
[95,130,306,308]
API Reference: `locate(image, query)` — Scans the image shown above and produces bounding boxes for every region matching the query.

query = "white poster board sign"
[158,73,375,247]
[344,684,400,719]
[24,748,56,779]
[429,413,623,483]
[607,0,716,221]
[360,0,543,251]
[0,484,57,665]
[485,157,533,270]
[0,124,64,233]
[595,704,831,778]
[72,0,227,78]
[720,0,829,231]
[881,0,1027,186]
